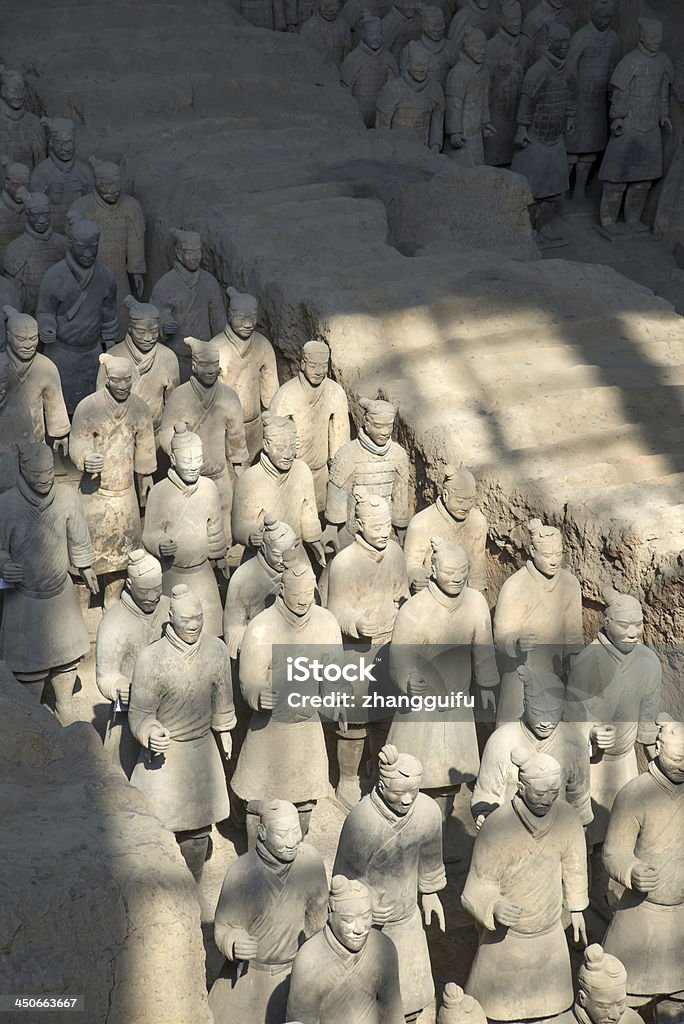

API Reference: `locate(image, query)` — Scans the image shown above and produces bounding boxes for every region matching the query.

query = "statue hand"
[84,452,105,475]
[450,132,466,148]
[162,320,178,336]
[571,911,587,947]
[421,892,446,932]
[356,615,380,638]
[148,725,171,753]
[661,116,673,134]
[52,435,69,458]
[310,539,327,568]
[116,685,131,704]
[40,325,57,344]
[1,561,24,583]
[631,862,661,893]
[611,118,625,137]
[259,688,278,711]
[132,274,145,298]
[249,529,264,548]
[286,22,298,31]
[493,898,523,928]
[218,731,232,759]
[590,724,616,751]
[233,935,259,960]
[81,567,100,595]
[514,125,530,149]
[159,537,178,557]
[517,633,537,654]
[138,475,154,506]
[333,704,348,734]
[216,558,230,581]
[411,570,430,592]
[372,897,396,926]
[481,689,496,713]
[565,117,576,135]
[475,812,488,831]
[483,122,497,138]
[408,674,429,697]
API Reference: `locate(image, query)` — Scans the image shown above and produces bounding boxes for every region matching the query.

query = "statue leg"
[335,725,366,810]
[600,182,626,227]
[295,800,316,839]
[14,671,48,703]
[50,660,80,726]
[623,181,651,232]
[176,825,212,883]
[572,155,595,203]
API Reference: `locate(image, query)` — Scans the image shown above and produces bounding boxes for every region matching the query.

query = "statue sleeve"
[128,653,165,747]
[36,271,59,342]
[471,593,500,691]
[95,622,129,702]
[392,545,409,606]
[377,937,404,1024]
[230,473,259,548]
[68,402,93,473]
[467,511,487,592]
[375,81,398,130]
[43,368,71,441]
[304,853,330,938]
[158,389,179,456]
[471,730,509,819]
[223,576,249,660]
[211,644,237,733]
[563,734,593,827]
[493,578,521,660]
[461,819,501,930]
[259,339,279,410]
[418,798,447,894]
[100,270,119,347]
[326,562,361,637]
[661,59,673,117]
[562,577,584,663]
[516,65,543,126]
[602,785,641,889]
[560,808,589,912]
[224,393,250,467]
[429,97,445,151]
[239,620,271,711]
[125,198,147,275]
[328,386,351,463]
[636,657,661,747]
[65,490,96,569]
[300,466,323,542]
[340,51,360,89]
[207,481,228,562]
[608,57,634,119]
[286,947,326,1024]
[208,275,227,338]
[390,448,411,529]
[141,486,164,558]
[445,68,466,135]
[133,409,157,477]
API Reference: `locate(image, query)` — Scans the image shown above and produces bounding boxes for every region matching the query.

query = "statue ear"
[577,992,587,1009]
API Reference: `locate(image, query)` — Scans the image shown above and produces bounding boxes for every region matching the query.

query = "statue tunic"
[299,12,352,66]
[404,499,487,592]
[0,393,33,493]
[231,454,322,551]
[485,29,534,165]
[223,550,282,658]
[0,102,45,171]
[95,336,179,439]
[400,35,458,90]
[565,20,621,155]
[8,349,70,444]
[375,73,446,149]
[381,6,422,59]
[0,276,22,351]
[212,323,279,461]
[30,155,93,233]
[447,0,498,48]
[0,191,25,258]
[3,225,67,316]
[326,432,411,538]
[341,44,399,127]
[522,0,575,60]
[150,262,227,383]
[445,54,491,165]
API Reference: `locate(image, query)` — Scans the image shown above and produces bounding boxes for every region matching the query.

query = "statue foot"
[335,776,362,812]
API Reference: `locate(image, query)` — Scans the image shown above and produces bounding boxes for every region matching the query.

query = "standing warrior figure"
[341,18,399,129]
[446,27,495,165]
[0,442,98,724]
[522,0,575,59]
[5,306,69,449]
[128,583,236,883]
[554,944,644,1024]
[0,66,45,172]
[209,799,329,1024]
[565,0,620,203]
[143,422,228,638]
[388,538,498,821]
[30,118,93,233]
[400,7,459,91]
[462,749,589,1022]
[484,1,533,166]
[0,272,22,354]
[382,0,422,60]
[438,984,487,1024]
[150,227,227,383]
[333,745,446,1024]
[95,296,179,444]
[565,585,660,847]
[598,18,673,235]
[95,548,169,778]
[300,0,353,67]
[0,349,32,493]
[159,337,248,546]
[36,217,118,414]
[447,0,497,49]
[493,518,583,725]
[211,286,279,462]
[69,157,146,331]
[342,0,393,45]
[270,340,350,513]
[376,42,446,150]
[69,354,156,604]
[0,161,29,257]
[286,876,404,1024]
[3,188,67,316]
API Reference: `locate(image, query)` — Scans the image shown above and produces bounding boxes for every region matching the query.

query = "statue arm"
[304,855,330,938]
[214,872,253,959]
[100,272,119,348]
[391,450,411,530]
[67,405,93,473]
[467,512,488,592]
[141,489,164,557]
[65,491,97,569]
[461,824,502,930]
[95,626,129,702]
[208,276,228,338]
[563,736,593,827]
[125,198,147,275]
[207,484,228,562]
[661,64,673,119]
[42,369,71,442]
[636,664,661,747]
[238,622,272,710]
[492,583,521,659]
[429,99,445,152]
[230,475,260,548]
[300,468,324,542]
[602,788,641,889]
[128,656,165,747]
[328,388,351,463]
[445,70,466,135]
[471,598,500,693]
[470,733,508,820]
[224,399,250,468]
[560,810,589,912]
[259,340,280,410]
[286,951,325,1024]
[211,647,237,733]
[133,413,157,479]
[418,800,447,894]
[35,275,59,344]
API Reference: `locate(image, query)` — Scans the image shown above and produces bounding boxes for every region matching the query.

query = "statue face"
[6,169,30,201]
[465,33,487,63]
[531,538,563,578]
[378,772,421,816]
[320,0,339,20]
[263,429,297,472]
[2,78,25,110]
[263,534,295,571]
[128,318,159,353]
[578,986,627,1024]
[604,610,643,654]
[129,574,163,614]
[442,481,476,521]
[408,51,430,82]
[9,326,40,362]
[358,509,392,550]
[655,733,684,784]
[229,307,257,339]
[397,0,416,16]
[432,551,469,597]
[423,10,445,41]
[363,412,394,447]
[171,443,204,485]
[21,460,55,495]
[27,206,51,234]
[591,4,613,32]
[177,241,202,272]
[95,174,122,206]
[639,22,662,53]
[548,31,570,60]
[106,367,133,403]
[518,776,561,817]
[281,574,316,616]
[170,604,203,644]
[50,131,75,163]
[302,352,329,387]
[192,353,220,387]
[329,898,373,952]
[525,716,560,740]
[259,812,302,862]
[363,19,383,49]
[70,235,99,269]
[501,4,522,34]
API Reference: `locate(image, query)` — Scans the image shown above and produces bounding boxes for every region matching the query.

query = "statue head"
[261,514,298,571]
[256,799,302,862]
[430,537,469,597]
[301,339,329,388]
[359,396,395,446]
[601,586,643,654]
[406,40,430,83]
[4,306,39,363]
[279,549,316,617]
[547,0,564,9]
[463,26,487,63]
[590,0,614,33]
[376,744,423,815]
[527,519,563,579]
[512,748,562,817]
[123,296,160,353]
[89,156,122,206]
[438,984,487,1024]
[328,876,374,952]
[170,421,204,485]
[520,665,564,739]
[170,227,203,272]
[422,5,445,42]
[19,188,51,235]
[396,0,417,17]
[262,412,297,472]
[319,0,340,21]
[362,15,384,50]
[500,0,522,36]
[169,583,204,644]
[126,549,163,614]
[41,117,76,163]
[637,17,662,55]
[441,465,477,522]
[227,286,258,339]
[17,441,55,496]
[186,337,221,387]
[546,20,571,60]
[0,67,26,111]
[654,717,684,785]
[354,492,392,551]
[100,353,133,404]
[0,351,8,409]
[68,218,100,269]
[1,160,30,200]
[576,945,628,1024]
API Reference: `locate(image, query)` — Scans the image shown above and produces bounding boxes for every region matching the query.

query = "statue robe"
[375,72,446,150]
[270,372,350,512]
[212,323,279,461]
[209,839,329,1024]
[485,28,534,165]
[493,560,583,725]
[0,393,33,493]
[0,101,45,171]
[0,276,22,352]
[462,795,589,1021]
[129,626,235,831]
[333,788,446,1015]
[342,42,400,128]
[231,454,322,552]
[404,498,487,592]
[142,470,227,636]
[30,154,93,234]
[603,760,684,998]
[326,433,411,539]
[522,0,576,60]
[3,224,67,316]
[0,190,25,258]
[381,5,422,59]
[223,551,282,658]
[95,589,170,777]
[299,12,352,67]
[448,0,498,47]
[565,631,661,845]
[445,54,492,166]
[150,261,226,383]
[565,19,621,156]
[387,581,499,787]
[8,349,70,444]
[286,924,404,1024]
[0,478,93,674]
[95,336,179,439]
[69,388,156,574]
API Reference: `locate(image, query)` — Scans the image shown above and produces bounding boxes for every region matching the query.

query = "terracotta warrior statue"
[565,0,621,203]
[493,518,583,725]
[231,412,326,566]
[230,551,345,845]
[598,18,673,235]
[129,583,236,882]
[382,0,422,60]
[37,217,118,414]
[325,397,411,550]
[438,984,487,1024]
[299,0,352,67]
[341,17,399,129]
[270,340,350,513]
[5,306,69,448]
[30,117,93,233]
[286,876,404,1024]
[553,944,643,1024]
[159,337,248,546]
[0,349,33,493]
[95,296,179,444]
[323,493,409,808]
[95,548,169,778]
[565,585,660,848]
[211,286,279,462]
[143,422,228,637]
[150,227,227,383]
[400,7,458,90]
[447,0,497,49]
[446,28,495,165]
[209,798,329,1024]
[388,538,498,821]
[0,161,29,256]
[0,442,98,724]
[472,664,592,828]
[69,353,156,605]
[602,717,684,1021]
[223,514,298,659]
[333,745,446,1023]
[484,1,533,166]
[376,40,445,150]
[3,188,67,316]
[522,0,576,59]
[69,157,146,329]
[0,66,45,172]
[462,749,589,1022]
[342,0,393,45]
